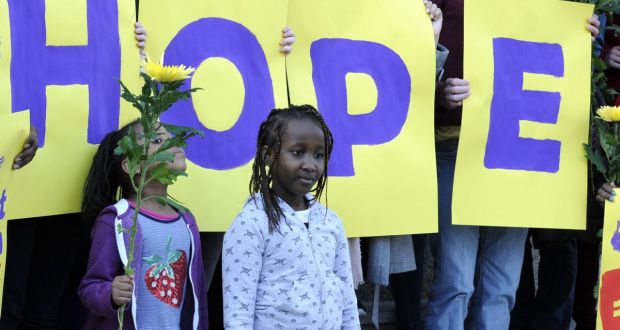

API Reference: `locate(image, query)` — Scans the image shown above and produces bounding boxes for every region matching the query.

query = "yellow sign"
[453,0,593,228]
[2,0,439,237]
[598,191,620,329]
[286,0,438,236]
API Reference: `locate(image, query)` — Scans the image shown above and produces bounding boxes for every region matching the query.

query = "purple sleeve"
[78,217,123,317]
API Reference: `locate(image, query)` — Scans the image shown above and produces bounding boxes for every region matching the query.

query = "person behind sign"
[222,105,360,329]
[78,122,209,329]
[425,1,601,329]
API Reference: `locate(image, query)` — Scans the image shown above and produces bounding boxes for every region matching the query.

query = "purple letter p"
[311,39,410,176]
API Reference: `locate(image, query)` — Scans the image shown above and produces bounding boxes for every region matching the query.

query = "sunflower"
[596,106,620,123]
[141,54,195,83]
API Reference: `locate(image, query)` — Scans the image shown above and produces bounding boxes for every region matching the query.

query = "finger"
[120,275,134,283]
[120,286,134,294]
[16,153,34,166]
[433,7,443,21]
[115,297,132,305]
[280,45,292,54]
[282,26,291,34]
[602,186,615,196]
[596,195,606,203]
[586,24,599,40]
[429,3,438,19]
[445,85,470,95]
[588,15,600,28]
[598,186,612,197]
[135,34,146,42]
[282,30,295,39]
[445,78,469,86]
[449,92,470,102]
[135,25,147,37]
[280,36,296,46]
[136,41,146,49]
[601,193,615,202]
[135,28,146,37]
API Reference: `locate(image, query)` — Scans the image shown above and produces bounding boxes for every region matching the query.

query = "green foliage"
[116,72,203,193]
[584,117,620,183]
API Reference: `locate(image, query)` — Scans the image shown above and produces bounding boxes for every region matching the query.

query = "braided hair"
[249,104,334,233]
[82,120,139,229]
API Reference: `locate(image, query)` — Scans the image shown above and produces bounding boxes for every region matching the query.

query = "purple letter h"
[8,0,120,145]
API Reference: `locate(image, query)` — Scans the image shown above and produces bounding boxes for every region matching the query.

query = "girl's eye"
[292,150,303,156]
[151,137,164,145]
[314,153,324,159]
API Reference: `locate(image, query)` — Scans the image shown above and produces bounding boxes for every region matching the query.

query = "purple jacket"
[78,199,209,329]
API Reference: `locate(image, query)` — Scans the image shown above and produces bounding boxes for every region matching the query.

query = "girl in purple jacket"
[78,121,208,330]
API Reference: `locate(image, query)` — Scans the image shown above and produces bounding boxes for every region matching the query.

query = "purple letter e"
[484,38,563,173]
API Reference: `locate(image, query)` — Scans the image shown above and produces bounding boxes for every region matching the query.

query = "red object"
[600,268,620,328]
[144,250,187,308]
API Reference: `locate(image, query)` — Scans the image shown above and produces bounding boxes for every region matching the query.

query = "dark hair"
[249,104,334,233]
[81,120,139,228]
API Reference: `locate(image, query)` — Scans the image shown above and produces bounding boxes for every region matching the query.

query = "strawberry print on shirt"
[143,236,187,308]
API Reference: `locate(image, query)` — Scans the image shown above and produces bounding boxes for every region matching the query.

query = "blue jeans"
[425,140,528,330]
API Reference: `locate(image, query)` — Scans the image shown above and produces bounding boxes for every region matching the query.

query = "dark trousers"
[0,215,81,330]
[572,239,600,330]
[510,235,578,330]
[389,234,427,330]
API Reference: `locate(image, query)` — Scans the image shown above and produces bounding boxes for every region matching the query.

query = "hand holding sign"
[12,126,38,170]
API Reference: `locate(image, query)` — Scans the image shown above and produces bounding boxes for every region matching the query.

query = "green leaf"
[143,255,162,265]
[153,196,188,214]
[584,143,608,175]
[149,151,175,164]
[168,250,182,263]
[161,123,203,137]
[165,265,175,278]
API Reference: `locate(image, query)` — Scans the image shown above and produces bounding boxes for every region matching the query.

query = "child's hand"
[606,46,620,69]
[13,125,38,170]
[440,78,470,109]
[587,14,600,42]
[424,0,442,47]
[280,26,295,55]
[596,182,617,204]
[135,22,147,57]
[111,275,134,307]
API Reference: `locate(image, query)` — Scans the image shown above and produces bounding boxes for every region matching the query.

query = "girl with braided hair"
[78,121,209,329]
[222,105,360,329]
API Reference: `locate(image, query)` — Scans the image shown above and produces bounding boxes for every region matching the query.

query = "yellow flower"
[597,106,620,122]
[141,54,195,83]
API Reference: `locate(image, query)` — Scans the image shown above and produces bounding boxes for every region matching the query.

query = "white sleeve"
[332,215,361,329]
[222,212,264,330]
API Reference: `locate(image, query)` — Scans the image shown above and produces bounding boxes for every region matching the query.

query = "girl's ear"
[121,158,130,175]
